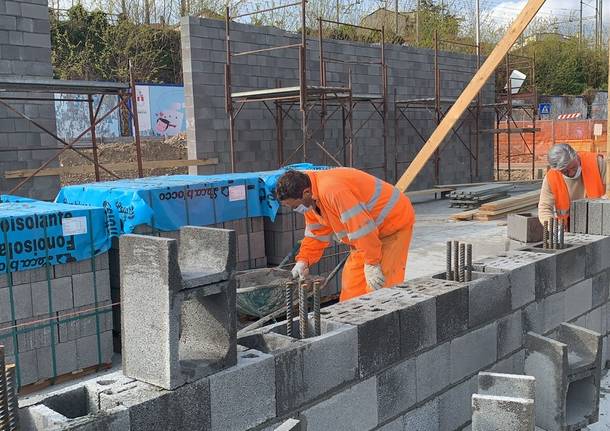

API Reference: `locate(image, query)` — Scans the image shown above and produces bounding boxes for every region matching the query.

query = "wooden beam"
[395,0,547,192]
[4,159,219,179]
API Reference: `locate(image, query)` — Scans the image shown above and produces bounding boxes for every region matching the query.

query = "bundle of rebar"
[285,279,322,339]
[448,184,512,209]
[543,217,565,250]
[0,345,18,431]
[446,241,473,282]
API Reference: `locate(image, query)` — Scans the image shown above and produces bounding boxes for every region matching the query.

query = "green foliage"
[517,35,608,95]
[413,0,460,48]
[51,5,182,84]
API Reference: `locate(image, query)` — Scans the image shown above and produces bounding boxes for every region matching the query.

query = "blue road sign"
[539,103,551,115]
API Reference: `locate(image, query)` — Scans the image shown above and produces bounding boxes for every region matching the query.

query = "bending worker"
[538,143,606,225]
[274,167,415,302]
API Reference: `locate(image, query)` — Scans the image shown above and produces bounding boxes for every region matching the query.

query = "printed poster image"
[54,93,121,140]
[135,84,186,137]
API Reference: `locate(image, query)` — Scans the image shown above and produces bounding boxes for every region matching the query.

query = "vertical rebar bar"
[299,281,308,339]
[466,244,472,282]
[453,240,459,282]
[285,281,294,338]
[5,364,17,431]
[313,280,321,337]
[0,346,8,430]
[559,220,565,249]
[459,243,465,282]
[549,218,555,249]
[553,217,559,250]
[543,220,549,249]
[446,241,453,280]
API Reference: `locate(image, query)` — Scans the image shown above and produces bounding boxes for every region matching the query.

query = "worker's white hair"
[548,143,577,170]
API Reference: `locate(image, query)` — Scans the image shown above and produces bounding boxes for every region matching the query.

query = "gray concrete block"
[565,233,610,277]
[469,272,511,328]
[37,340,77,378]
[507,213,543,243]
[553,244,587,291]
[588,200,604,234]
[415,343,450,402]
[377,417,403,431]
[565,278,593,322]
[592,269,610,308]
[543,291,566,333]
[31,277,73,315]
[439,375,477,431]
[450,323,498,384]
[403,398,440,431]
[377,358,416,423]
[14,348,38,385]
[16,313,54,352]
[300,378,378,431]
[0,283,33,322]
[471,394,535,431]
[209,347,275,431]
[498,310,524,358]
[478,253,536,309]
[76,331,113,369]
[477,372,536,400]
[72,270,111,307]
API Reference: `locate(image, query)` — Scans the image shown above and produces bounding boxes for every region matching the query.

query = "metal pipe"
[299,281,308,339]
[285,281,294,337]
[453,240,459,282]
[446,241,453,281]
[466,244,473,282]
[128,61,144,178]
[232,1,302,19]
[87,94,101,182]
[543,220,549,249]
[313,280,321,337]
[459,243,466,282]
[232,43,302,57]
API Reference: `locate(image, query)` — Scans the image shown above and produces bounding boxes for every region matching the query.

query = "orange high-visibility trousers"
[339,224,413,302]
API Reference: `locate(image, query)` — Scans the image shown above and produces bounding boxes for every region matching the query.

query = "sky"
[486,0,608,27]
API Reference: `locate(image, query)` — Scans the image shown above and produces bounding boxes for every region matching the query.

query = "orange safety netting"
[496,120,608,164]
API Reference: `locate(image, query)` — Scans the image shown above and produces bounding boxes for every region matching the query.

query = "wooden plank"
[449,209,479,221]
[395,0,547,192]
[4,158,219,179]
[479,191,540,211]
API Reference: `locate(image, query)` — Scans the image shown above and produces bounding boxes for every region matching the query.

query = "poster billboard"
[54,94,121,140]
[135,84,186,137]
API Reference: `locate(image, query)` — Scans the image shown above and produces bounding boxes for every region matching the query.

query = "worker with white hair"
[538,143,606,226]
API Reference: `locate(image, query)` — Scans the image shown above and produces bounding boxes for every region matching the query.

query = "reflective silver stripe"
[340,203,366,223]
[366,178,383,211]
[375,187,400,226]
[334,230,347,241]
[307,223,324,230]
[304,230,332,242]
[347,220,377,240]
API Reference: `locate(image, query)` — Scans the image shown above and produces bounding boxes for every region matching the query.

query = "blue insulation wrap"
[55,164,329,234]
[0,199,111,273]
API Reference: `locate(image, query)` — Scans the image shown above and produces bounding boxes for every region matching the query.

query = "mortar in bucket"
[235,267,295,317]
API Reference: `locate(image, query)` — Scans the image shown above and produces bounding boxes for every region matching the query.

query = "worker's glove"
[291,261,309,280]
[364,264,385,291]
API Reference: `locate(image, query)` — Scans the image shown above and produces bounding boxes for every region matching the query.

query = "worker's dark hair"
[275,170,311,201]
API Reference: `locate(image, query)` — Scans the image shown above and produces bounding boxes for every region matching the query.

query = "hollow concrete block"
[507,213,543,243]
[377,358,416,423]
[472,395,535,431]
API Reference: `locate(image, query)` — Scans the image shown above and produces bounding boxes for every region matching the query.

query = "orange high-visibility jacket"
[295,168,415,266]
[547,151,605,221]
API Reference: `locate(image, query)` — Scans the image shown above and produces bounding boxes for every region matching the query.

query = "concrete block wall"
[181,16,495,188]
[0,253,112,387]
[0,0,60,200]
[20,231,610,431]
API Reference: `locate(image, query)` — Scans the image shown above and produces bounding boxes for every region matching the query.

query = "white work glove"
[364,264,385,291]
[291,261,309,280]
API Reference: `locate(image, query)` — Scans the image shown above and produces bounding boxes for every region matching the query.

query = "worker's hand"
[291,261,309,280]
[364,264,385,291]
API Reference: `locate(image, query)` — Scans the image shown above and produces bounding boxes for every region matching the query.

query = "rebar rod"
[299,281,308,339]
[0,346,8,430]
[5,364,18,431]
[446,241,453,280]
[559,221,565,249]
[549,218,555,249]
[543,220,549,249]
[313,281,321,336]
[553,217,559,250]
[285,281,294,337]
[453,240,459,282]
[466,244,473,282]
[459,243,466,282]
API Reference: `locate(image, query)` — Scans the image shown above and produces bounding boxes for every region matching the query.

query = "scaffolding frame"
[224,1,389,179]
[393,33,482,184]
[483,53,538,180]
[0,70,144,194]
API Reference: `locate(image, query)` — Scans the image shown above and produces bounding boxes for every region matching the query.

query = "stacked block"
[507,213,543,243]
[0,253,112,387]
[0,0,60,200]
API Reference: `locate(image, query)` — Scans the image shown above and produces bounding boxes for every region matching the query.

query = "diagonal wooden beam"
[395,0,546,192]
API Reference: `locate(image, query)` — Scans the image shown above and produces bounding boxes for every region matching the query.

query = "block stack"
[0,254,113,388]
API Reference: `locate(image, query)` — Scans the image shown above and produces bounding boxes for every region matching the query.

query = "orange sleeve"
[295,210,332,266]
[326,188,382,265]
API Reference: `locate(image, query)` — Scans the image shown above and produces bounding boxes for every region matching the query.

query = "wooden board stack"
[450,190,540,221]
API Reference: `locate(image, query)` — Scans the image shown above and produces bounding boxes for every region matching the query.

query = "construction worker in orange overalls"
[538,143,606,227]
[274,167,415,302]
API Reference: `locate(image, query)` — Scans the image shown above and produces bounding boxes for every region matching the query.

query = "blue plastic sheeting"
[55,164,329,235]
[0,199,111,273]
